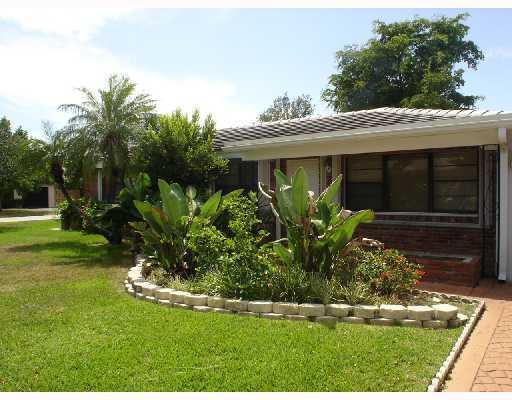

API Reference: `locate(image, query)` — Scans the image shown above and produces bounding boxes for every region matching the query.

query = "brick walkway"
[472,304,512,392]
[419,279,512,392]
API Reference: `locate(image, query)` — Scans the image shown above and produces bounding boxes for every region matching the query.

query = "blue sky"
[1,8,512,138]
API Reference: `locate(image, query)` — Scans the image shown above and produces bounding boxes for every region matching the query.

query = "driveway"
[419,279,512,392]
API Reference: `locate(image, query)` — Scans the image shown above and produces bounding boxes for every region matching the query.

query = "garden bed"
[126,255,478,330]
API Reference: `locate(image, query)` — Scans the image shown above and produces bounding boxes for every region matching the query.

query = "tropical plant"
[90,172,154,244]
[59,74,156,202]
[259,167,374,277]
[131,179,241,276]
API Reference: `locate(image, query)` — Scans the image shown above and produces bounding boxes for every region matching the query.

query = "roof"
[215,107,505,149]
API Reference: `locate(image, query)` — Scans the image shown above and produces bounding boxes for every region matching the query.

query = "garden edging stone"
[126,255,478,338]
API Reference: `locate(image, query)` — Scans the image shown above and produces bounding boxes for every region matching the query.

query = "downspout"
[497,127,509,281]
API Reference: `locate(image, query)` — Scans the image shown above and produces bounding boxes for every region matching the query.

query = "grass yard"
[0,220,462,391]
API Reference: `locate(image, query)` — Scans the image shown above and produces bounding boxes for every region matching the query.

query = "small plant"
[330,279,376,305]
[335,247,423,297]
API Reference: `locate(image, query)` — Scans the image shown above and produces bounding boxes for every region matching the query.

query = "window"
[215,158,258,193]
[387,155,429,211]
[433,149,478,212]
[346,148,478,213]
[346,155,384,210]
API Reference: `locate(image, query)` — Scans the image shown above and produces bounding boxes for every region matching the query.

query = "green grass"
[0,221,462,391]
[0,208,56,218]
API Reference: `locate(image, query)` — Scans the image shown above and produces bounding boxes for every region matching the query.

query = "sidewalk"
[0,215,58,223]
[419,279,512,392]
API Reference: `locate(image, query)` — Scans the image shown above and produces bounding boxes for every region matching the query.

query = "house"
[215,107,512,286]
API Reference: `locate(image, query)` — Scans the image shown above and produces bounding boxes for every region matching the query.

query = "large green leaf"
[275,169,291,187]
[318,174,341,204]
[133,200,164,233]
[291,167,309,218]
[200,190,222,219]
[273,242,293,267]
[329,209,375,252]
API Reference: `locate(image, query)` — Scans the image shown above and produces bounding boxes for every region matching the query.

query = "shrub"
[188,192,274,300]
[131,110,228,191]
[335,247,423,297]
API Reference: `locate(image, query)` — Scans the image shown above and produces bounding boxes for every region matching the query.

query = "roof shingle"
[215,107,504,149]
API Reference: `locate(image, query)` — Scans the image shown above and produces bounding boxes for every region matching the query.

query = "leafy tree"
[322,13,484,112]
[258,92,315,122]
[132,109,228,192]
[59,74,156,202]
[0,117,48,210]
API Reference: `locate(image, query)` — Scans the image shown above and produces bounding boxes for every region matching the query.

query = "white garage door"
[286,158,320,196]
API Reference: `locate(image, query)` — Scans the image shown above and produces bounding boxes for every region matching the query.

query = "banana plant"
[131,178,241,276]
[259,167,374,277]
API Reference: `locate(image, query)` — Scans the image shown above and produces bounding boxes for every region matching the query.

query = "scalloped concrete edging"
[125,254,479,336]
[426,293,485,392]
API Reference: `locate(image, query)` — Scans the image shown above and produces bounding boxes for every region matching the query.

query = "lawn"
[0,220,462,391]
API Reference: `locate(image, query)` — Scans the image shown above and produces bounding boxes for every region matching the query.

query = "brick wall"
[356,220,496,280]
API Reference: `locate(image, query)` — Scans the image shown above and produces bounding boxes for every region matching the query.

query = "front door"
[286,158,320,196]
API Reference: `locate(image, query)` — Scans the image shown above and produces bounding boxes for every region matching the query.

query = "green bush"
[335,247,423,298]
[188,192,274,300]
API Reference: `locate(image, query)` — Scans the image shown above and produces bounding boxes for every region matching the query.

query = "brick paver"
[472,304,512,391]
[420,279,512,392]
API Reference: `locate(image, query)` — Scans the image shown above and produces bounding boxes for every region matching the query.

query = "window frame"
[345,147,480,214]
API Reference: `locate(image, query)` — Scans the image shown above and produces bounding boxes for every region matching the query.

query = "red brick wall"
[356,221,496,279]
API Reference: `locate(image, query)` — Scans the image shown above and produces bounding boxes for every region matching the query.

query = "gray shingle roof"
[215,107,504,149]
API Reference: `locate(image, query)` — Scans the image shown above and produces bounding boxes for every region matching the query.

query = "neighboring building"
[215,107,512,285]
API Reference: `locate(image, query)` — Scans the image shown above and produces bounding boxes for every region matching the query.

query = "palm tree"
[59,74,156,202]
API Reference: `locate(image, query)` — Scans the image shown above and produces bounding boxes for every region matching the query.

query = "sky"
[1,8,512,139]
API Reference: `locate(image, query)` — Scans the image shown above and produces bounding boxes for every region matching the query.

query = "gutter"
[221,113,512,152]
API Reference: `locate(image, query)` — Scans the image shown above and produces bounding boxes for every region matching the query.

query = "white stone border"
[426,298,485,392]
[125,254,480,334]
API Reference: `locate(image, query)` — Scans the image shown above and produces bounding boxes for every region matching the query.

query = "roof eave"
[220,112,512,153]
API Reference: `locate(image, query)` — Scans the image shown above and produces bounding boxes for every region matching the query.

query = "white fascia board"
[220,113,512,153]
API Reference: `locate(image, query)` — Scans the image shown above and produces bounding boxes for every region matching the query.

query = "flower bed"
[125,254,477,330]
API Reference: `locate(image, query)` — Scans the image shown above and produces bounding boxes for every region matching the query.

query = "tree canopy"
[258,92,314,122]
[322,13,484,112]
[131,109,228,191]
[59,74,156,202]
[0,117,48,209]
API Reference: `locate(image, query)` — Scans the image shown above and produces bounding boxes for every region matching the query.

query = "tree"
[0,117,48,210]
[322,13,484,112]
[258,92,315,122]
[132,109,228,192]
[42,121,92,203]
[59,74,156,202]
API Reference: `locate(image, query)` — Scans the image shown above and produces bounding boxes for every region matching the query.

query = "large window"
[215,158,258,193]
[346,148,478,213]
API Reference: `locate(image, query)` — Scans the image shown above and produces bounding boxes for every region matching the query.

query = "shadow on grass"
[7,240,131,269]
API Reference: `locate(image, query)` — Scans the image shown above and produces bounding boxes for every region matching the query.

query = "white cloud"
[0,8,133,41]
[0,35,257,135]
